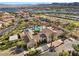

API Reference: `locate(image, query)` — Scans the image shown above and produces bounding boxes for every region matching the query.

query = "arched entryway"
[39,33,47,44]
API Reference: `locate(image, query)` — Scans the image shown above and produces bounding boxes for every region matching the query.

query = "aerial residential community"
[0,2,79,56]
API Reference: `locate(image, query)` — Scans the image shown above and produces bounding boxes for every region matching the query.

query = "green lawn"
[64,19,79,27]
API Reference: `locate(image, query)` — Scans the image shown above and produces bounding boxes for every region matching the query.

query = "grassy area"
[0,18,28,50]
[0,40,21,50]
[37,14,79,26]
[64,19,79,27]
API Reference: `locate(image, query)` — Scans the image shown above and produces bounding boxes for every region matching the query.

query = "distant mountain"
[0,4,33,8]
[0,2,79,8]
[36,2,79,7]
[51,2,79,6]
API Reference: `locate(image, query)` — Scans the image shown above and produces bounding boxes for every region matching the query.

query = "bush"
[72,51,79,56]
[27,48,40,56]
[22,43,27,50]
[59,50,69,56]
[0,45,9,50]
[0,41,18,50]
[72,44,79,52]
[17,40,27,50]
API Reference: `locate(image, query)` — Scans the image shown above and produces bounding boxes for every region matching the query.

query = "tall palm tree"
[60,32,67,44]
[49,34,56,52]
[49,34,55,47]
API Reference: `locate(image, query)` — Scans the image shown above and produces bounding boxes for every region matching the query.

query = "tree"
[58,33,67,44]
[49,34,55,51]
[72,44,79,52]
[49,45,55,52]
[68,50,72,56]
[72,51,79,56]
[50,33,55,42]
[49,34,55,52]
[22,42,27,50]
[17,41,27,50]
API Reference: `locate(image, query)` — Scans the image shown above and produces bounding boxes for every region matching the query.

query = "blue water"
[0,8,19,12]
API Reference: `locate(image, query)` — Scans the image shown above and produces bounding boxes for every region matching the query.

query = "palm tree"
[49,34,56,52]
[51,34,55,41]
[49,34,55,47]
[60,32,67,44]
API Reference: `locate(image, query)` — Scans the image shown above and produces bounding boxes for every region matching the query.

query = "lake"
[0,8,19,12]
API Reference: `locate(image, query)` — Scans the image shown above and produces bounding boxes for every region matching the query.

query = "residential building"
[9,34,19,41]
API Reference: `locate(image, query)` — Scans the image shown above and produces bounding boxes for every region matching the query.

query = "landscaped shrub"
[26,48,40,56]
[72,44,79,52]
[22,43,27,50]
[59,50,69,56]
[0,45,8,50]
[72,51,79,56]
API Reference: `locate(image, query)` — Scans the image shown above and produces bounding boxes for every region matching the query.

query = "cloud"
[0,0,79,2]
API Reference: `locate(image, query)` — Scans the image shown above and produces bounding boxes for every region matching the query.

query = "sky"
[0,2,52,4]
[0,0,79,4]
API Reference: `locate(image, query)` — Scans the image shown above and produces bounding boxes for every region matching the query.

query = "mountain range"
[0,2,79,8]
